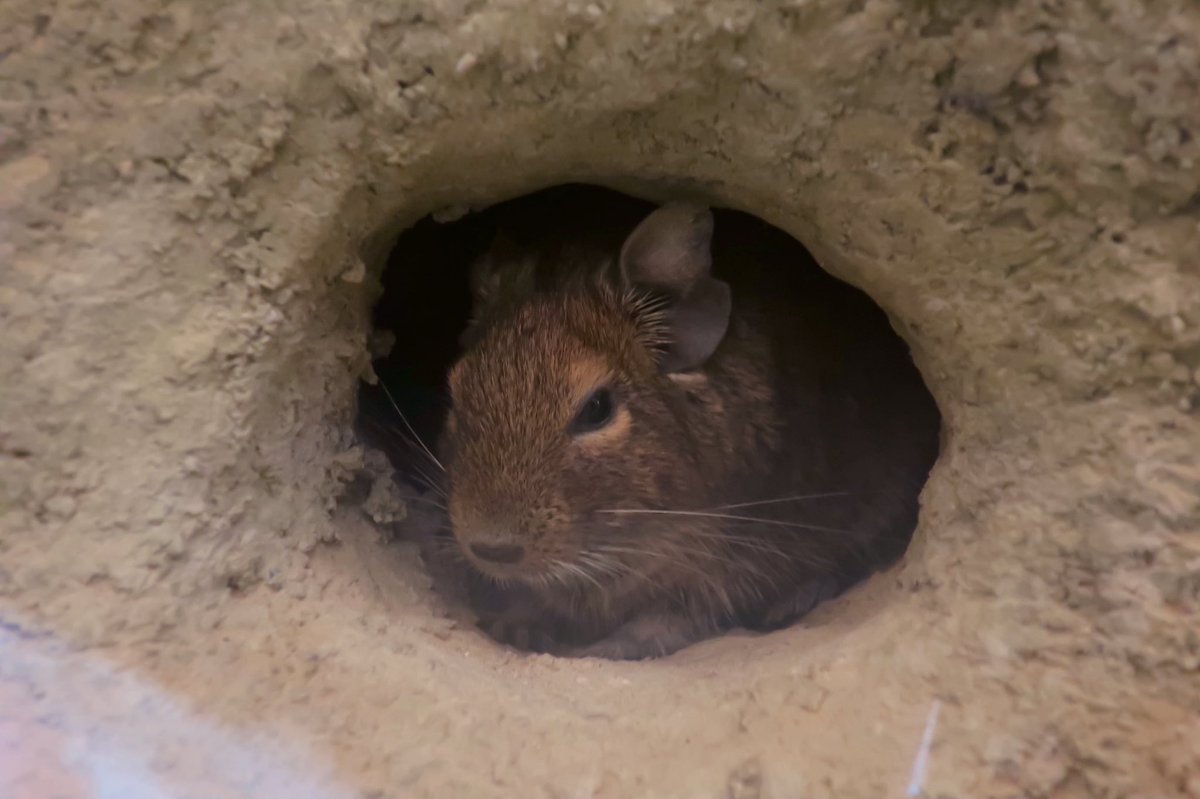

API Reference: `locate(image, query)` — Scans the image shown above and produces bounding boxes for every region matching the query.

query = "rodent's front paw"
[740,574,842,631]
[472,584,572,654]
[477,614,562,654]
[464,573,565,652]
[564,614,705,661]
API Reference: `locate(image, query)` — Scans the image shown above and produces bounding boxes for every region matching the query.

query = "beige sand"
[2,1,1198,796]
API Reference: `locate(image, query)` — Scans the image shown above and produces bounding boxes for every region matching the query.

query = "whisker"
[409,463,449,498]
[712,491,867,510]
[579,550,652,585]
[588,543,744,616]
[376,378,445,474]
[590,544,744,582]
[402,494,448,511]
[359,415,432,458]
[357,417,449,499]
[588,525,837,569]
[595,508,856,536]
[614,528,837,564]
[577,552,627,580]
[399,465,447,501]
[556,559,606,593]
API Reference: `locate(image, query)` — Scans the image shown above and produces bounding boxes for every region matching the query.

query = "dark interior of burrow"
[355,183,941,651]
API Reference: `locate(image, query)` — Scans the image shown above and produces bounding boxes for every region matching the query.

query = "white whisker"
[377,378,445,473]
[402,461,448,500]
[404,494,448,511]
[713,491,863,510]
[557,560,605,592]
[595,508,854,536]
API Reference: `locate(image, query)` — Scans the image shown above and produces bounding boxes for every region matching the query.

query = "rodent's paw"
[477,614,562,654]
[468,576,573,653]
[564,614,705,661]
[740,574,842,632]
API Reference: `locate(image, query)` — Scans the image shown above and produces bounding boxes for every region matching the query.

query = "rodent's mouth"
[459,547,553,584]
[452,529,597,586]
[464,550,589,588]
[467,559,535,582]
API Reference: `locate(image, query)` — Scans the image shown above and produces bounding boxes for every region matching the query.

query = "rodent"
[421,195,940,660]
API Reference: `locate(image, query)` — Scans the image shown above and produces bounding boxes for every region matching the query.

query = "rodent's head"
[443,203,732,584]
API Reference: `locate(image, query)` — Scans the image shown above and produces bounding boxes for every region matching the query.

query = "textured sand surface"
[2,1,1199,796]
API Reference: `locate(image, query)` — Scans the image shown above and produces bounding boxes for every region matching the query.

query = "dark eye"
[569,387,616,435]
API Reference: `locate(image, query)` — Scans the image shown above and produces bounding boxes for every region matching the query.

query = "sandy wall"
[2,1,1199,796]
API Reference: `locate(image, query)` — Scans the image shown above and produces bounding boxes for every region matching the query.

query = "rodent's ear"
[656,277,732,373]
[620,203,731,373]
[468,230,536,311]
[619,203,714,293]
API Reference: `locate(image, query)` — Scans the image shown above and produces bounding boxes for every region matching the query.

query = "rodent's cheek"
[573,406,632,450]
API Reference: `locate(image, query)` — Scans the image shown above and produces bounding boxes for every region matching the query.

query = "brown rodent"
[428,197,940,660]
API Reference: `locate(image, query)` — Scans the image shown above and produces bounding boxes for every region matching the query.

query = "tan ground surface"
[2,1,1199,797]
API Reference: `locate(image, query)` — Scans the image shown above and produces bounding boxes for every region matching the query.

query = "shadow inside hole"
[355,183,941,657]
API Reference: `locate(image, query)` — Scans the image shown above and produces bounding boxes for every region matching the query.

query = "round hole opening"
[357,183,941,660]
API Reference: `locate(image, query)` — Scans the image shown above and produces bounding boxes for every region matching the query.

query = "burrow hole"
[355,184,941,658]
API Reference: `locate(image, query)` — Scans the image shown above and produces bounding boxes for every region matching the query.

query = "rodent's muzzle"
[460,534,542,581]
[452,518,540,579]
[467,541,526,565]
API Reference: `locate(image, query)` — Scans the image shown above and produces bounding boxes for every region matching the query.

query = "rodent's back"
[703,212,940,574]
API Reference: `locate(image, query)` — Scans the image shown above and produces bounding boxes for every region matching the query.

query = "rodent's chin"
[465,558,546,585]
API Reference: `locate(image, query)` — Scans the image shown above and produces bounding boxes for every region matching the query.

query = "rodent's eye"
[569,387,616,436]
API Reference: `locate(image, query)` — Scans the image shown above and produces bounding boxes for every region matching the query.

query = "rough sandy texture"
[2,1,1199,797]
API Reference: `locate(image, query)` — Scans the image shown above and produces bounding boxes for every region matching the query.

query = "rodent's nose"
[468,541,526,564]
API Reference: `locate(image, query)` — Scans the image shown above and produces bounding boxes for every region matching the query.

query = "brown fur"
[432,203,940,660]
